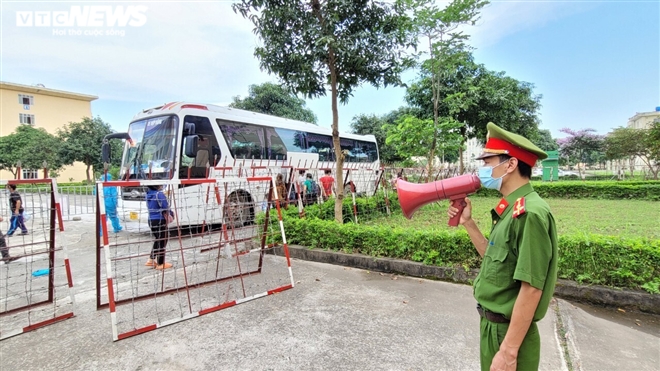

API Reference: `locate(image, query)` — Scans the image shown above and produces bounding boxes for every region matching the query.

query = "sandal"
[155,262,173,270]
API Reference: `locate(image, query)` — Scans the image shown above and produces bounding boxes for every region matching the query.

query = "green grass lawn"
[363,197,660,240]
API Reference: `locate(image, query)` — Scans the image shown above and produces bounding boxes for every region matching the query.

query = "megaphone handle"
[448,197,468,227]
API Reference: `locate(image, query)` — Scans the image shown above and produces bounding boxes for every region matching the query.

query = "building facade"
[0,81,98,182]
[627,109,660,130]
[626,108,660,172]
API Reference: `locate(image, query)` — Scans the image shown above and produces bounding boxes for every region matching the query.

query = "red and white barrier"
[0,178,73,340]
[96,176,293,341]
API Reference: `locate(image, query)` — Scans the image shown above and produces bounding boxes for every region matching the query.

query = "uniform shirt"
[9,191,24,213]
[473,183,558,322]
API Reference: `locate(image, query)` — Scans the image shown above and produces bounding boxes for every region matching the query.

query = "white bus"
[102,102,380,228]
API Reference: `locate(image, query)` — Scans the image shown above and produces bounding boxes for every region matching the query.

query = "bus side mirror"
[184,135,199,158]
[102,142,111,163]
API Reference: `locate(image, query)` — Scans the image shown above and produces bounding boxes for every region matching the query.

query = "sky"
[1,0,658,140]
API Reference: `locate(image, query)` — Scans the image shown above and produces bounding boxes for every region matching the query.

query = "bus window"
[306,133,334,161]
[340,138,356,162]
[218,120,264,159]
[271,128,306,160]
[353,140,378,162]
[265,127,286,160]
[180,115,220,178]
[362,141,378,162]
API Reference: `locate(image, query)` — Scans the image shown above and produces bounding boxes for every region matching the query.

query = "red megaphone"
[397,174,481,226]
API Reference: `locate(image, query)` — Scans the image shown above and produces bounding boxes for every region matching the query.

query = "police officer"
[448,122,558,371]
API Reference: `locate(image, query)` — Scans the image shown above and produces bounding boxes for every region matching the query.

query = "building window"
[19,113,35,125]
[18,94,34,106]
[22,169,39,179]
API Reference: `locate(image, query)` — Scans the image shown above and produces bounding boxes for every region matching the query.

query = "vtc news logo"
[16,6,148,27]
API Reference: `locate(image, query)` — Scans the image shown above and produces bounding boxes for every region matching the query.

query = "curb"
[272,245,660,315]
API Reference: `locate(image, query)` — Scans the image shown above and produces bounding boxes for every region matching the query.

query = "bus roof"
[131,102,377,143]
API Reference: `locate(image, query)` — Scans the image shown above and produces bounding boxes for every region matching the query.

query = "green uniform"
[473,183,558,371]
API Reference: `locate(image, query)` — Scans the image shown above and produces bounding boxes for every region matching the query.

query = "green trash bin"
[542,151,559,181]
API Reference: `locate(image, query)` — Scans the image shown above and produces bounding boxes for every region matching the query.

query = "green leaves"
[57,116,120,182]
[0,125,63,177]
[232,0,415,102]
[230,82,318,124]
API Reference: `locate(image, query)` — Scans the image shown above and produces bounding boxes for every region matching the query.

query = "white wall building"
[626,108,660,171]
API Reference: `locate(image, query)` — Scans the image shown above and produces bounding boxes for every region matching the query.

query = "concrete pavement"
[0,217,658,370]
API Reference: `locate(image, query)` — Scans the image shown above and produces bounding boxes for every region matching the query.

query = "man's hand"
[447,197,472,225]
[490,347,518,371]
[0,216,3,222]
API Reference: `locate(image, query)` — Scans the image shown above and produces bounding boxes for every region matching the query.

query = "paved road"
[1,217,658,370]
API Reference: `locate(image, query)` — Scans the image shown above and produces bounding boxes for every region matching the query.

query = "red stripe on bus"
[247,177,271,182]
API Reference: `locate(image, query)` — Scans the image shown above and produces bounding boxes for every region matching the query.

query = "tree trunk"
[628,157,635,178]
[329,50,343,224]
[86,164,92,183]
[312,0,343,223]
[428,35,438,183]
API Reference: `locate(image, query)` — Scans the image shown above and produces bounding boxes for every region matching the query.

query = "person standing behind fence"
[6,184,28,236]
[296,170,306,198]
[145,185,174,270]
[96,174,123,235]
[303,173,319,205]
[275,174,288,209]
[0,216,19,263]
[319,169,334,201]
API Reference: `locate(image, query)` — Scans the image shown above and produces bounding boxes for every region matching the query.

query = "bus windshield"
[121,115,178,179]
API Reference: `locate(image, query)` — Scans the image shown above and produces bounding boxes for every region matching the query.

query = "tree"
[0,125,63,179]
[603,127,642,177]
[57,117,121,182]
[230,82,318,124]
[605,126,660,179]
[384,114,462,171]
[536,129,558,152]
[409,0,488,173]
[405,53,543,171]
[350,113,400,164]
[233,0,415,223]
[557,128,604,178]
[647,120,660,178]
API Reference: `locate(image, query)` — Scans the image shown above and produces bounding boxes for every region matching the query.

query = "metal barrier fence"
[57,186,96,220]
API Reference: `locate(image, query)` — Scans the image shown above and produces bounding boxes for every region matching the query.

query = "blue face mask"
[478,160,508,191]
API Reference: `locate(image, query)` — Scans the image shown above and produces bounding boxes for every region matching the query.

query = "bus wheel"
[224,191,254,228]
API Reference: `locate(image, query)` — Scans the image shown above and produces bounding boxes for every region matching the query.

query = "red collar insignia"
[495,198,508,216]
[512,197,526,219]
